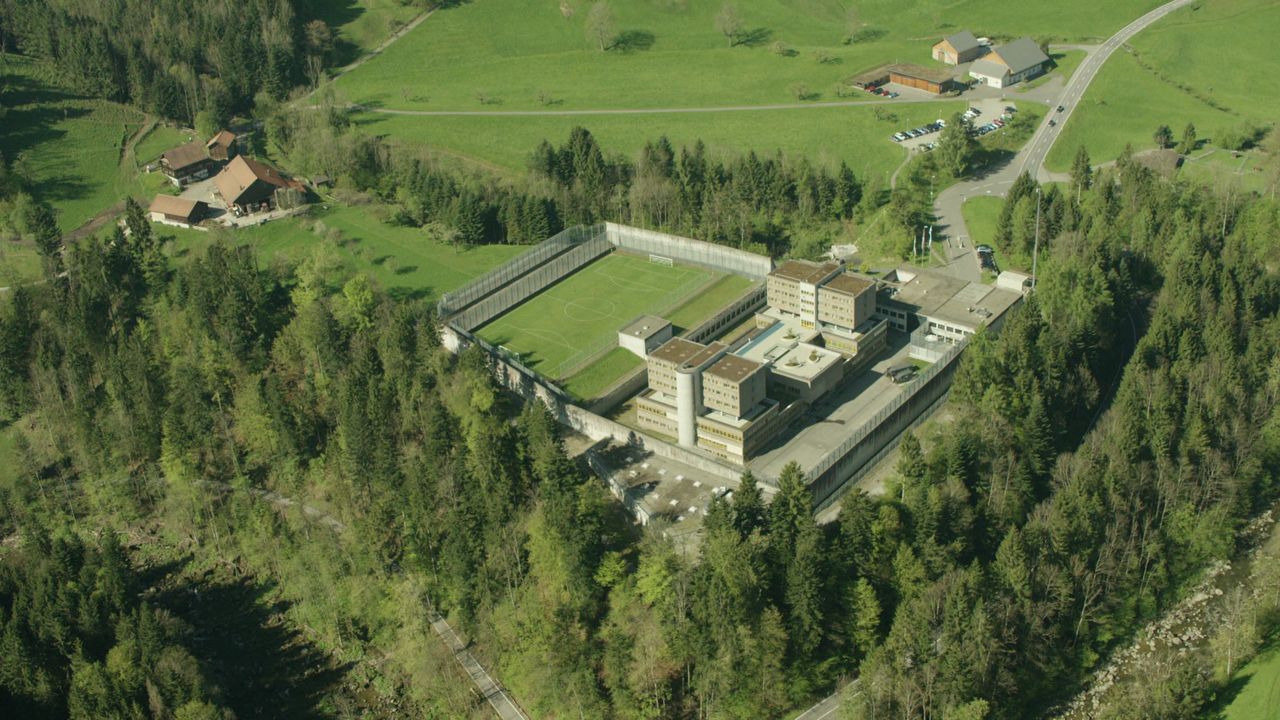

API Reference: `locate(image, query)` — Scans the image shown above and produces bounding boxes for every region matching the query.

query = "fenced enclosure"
[437,224,605,320]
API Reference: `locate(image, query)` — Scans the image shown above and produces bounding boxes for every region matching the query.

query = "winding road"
[932,0,1197,282]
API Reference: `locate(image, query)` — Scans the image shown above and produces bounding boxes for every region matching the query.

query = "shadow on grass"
[736,27,774,48]
[847,28,887,44]
[148,558,354,720]
[394,265,417,275]
[1199,627,1280,720]
[614,30,656,52]
[386,285,431,302]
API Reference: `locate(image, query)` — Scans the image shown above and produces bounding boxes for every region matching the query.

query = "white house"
[969,37,1050,88]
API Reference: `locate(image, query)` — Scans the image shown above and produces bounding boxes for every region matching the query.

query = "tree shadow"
[394,265,417,275]
[847,28,886,44]
[613,30,656,52]
[386,285,430,302]
[736,27,774,48]
[147,558,354,720]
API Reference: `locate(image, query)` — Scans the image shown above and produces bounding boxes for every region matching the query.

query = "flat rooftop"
[888,62,958,85]
[620,314,671,341]
[881,265,1021,330]
[686,342,727,369]
[649,337,704,366]
[771,259,845,285]
[705,354,763,383]
[771,343,842,382]
[821,272,876,297]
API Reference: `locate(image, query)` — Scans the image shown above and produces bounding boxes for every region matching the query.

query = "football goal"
[649,254,674,267]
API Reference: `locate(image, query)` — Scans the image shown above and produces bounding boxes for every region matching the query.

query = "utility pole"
[1031,186,1042,291]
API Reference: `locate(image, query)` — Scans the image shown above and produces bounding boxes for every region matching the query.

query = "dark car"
[1057,105,1065,112]
[1048,119,1056,127]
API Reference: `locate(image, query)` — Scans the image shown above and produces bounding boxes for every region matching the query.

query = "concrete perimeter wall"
[606,223,773,280]
[805,339,967,508]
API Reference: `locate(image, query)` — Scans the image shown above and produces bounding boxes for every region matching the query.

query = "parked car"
[1005,106,1017,113]
[887,363,916,383]
[888,92,899,98]
[993,119,1005,127]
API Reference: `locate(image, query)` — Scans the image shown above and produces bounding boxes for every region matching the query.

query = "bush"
[1215,122,1263,151]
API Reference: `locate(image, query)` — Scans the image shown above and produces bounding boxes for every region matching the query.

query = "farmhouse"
[160,141,214,185]
[969,37,1050,88]
[932,30,985,65]
[213,155,294,214]
[148,195,207,226]
[205,130,237,161]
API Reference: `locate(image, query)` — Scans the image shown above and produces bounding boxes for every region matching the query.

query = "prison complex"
[638,259,888,465]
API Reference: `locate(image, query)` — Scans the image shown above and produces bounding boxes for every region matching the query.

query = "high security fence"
[606,223,773,280]
[449,235,613,331]
[804,337,968,498]
[437,224,605,319]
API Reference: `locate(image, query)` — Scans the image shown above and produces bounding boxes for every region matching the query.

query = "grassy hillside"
[167,204,526,303]
[353,100,964,174]
[0,55,147,230]
[339,0,1164,112]
[1047,0,1280,171]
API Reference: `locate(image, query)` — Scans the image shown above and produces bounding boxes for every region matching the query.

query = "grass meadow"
[561,347,645,401]
[1221,629,1280,720]
[166,204,527,304]
[353,100,965,176]
[476,253,714,377]
[1046,0,1280,171]
[338,0,1165,113]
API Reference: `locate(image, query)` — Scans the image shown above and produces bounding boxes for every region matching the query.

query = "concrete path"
[332,10,436,81]
[931,0,1197,281]
[425,601,530,720]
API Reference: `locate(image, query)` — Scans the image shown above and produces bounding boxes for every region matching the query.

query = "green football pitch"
[476,253,713,378]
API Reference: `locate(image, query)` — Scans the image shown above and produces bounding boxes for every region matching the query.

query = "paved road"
[932,0,1197,281]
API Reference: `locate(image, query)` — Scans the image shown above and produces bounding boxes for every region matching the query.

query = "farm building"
[969,37,1050,88]
[932,30,985,65]
[205,130,237,161]
[850,63,959,94]
[213,155,295,214]
[160,141,214,185]
[888,63,961,95]
[148,195,207,226]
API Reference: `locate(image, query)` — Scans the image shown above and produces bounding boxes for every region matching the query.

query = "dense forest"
[1,108,1278,720]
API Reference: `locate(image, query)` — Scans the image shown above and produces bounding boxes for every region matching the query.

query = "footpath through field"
[930,0,1197,283]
